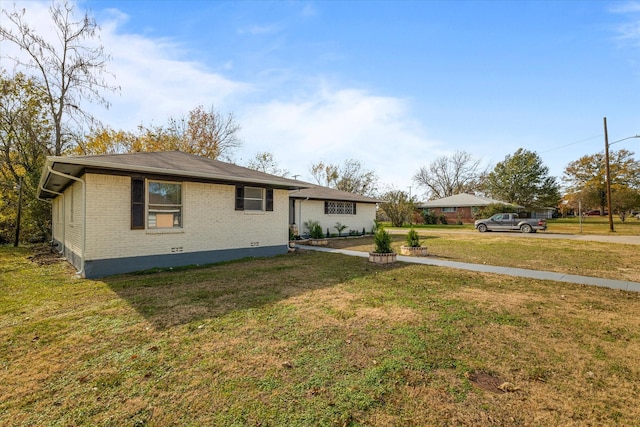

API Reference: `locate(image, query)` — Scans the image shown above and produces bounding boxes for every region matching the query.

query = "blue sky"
[3,0,639,197]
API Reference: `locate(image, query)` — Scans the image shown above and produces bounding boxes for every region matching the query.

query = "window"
[235,186,273,212]
[148,181,182,229]
[442,207,457,213]
[324,201,356,215]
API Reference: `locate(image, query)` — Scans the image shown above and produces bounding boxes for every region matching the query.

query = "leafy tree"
[1,1,118,156]
[309,159,378,196]
[246,151,289,176]
[563,149,640,214]
[611,186,640,222]
[413,150,484,199]
[0,72,52,242]
[474,203,518,219]
[73,126,136,155]
[379,189,415,227]
[482,148,560,209]
[74,105,242,160]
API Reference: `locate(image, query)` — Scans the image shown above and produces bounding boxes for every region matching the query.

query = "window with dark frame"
[131,178,183,230]
[235,185,274,212]
[148,181,182,229]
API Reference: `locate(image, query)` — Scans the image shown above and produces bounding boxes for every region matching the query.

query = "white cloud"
[2,1,443,193]
[2,1,250,130]
[93,9,251,129]
[609,1,640,46]
[608,1,640,14]
[238,86,444,191]
[238,24,282,36]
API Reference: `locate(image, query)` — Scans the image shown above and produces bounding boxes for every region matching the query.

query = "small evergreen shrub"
[405,228,421,248]
[373,226,393,254]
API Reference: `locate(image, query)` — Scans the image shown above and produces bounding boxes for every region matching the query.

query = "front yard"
[1,244,639,426]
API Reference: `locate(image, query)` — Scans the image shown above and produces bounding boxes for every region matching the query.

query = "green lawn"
[325,232,640,283]
[1,245,640,426]
[401,215,640,235]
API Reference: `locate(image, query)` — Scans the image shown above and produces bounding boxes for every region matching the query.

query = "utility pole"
[603,117,614,232]
[604,117,615,231]
[14,176,23,247]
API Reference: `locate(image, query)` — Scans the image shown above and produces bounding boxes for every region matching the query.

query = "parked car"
[474,213,547,233]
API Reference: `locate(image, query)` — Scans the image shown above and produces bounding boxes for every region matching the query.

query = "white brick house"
[37,151,307,278]
[289,184,381,237]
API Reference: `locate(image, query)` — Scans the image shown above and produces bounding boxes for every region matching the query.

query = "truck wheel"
[520,224,532,233]
[477,224,488,232]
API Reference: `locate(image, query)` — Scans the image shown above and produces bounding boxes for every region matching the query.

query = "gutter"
[45,166,86,277]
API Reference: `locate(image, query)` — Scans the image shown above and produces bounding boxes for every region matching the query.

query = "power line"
[538,134,603,154]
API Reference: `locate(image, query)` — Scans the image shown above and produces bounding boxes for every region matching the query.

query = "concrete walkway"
[298,245,640,293]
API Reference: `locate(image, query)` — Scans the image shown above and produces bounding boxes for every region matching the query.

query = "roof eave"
[38,156,308,197]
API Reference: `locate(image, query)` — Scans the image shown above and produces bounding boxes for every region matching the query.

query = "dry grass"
[2,245,640,426]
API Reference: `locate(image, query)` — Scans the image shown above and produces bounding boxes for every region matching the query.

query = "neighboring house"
[289,184,382,236]
[37,151,307,278]
[417,193,518,224]
[530,207,557,219]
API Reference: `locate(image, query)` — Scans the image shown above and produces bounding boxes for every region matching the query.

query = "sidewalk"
[298,245,640,293]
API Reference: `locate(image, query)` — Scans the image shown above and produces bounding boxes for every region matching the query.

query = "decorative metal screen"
[325,201,356,215]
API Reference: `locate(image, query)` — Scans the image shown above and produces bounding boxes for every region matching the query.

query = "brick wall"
[67,173,289,262]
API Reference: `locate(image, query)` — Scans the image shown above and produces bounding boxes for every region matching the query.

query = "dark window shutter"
[266,188,274,211]
[131,178,145,229]
[324,201,329,214]
[353,203,356,215]
[235,185,244,210]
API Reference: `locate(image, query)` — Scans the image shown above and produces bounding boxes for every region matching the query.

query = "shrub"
[373,226,393,254]
[310,223,324,239]
[422,211,438,225]
[335,222,348,237]
[405,228,421,248]
[438,215,448,225]
[303,219,320,235]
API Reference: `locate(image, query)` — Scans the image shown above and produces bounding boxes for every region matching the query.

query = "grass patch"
[325,232,640,283]
[2,245,640,425]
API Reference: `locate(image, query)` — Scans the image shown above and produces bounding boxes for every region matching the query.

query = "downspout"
[298,197,309,236]
[46,166,86,277]
[37,186,65,255]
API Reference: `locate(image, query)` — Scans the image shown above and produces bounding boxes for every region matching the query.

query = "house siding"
[54,173,289,278]
[52,181,84,271]
[295,199,377,235]
[425,206,476,224]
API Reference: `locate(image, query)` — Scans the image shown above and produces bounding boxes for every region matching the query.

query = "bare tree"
[309,161,339,187]
[1,1,118,155]
[246,151,289,177]
[309,159,378,196]
[413,151,484,199]
[176,105,242,161]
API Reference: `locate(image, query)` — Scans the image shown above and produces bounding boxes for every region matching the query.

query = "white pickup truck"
[474,213,547,233]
